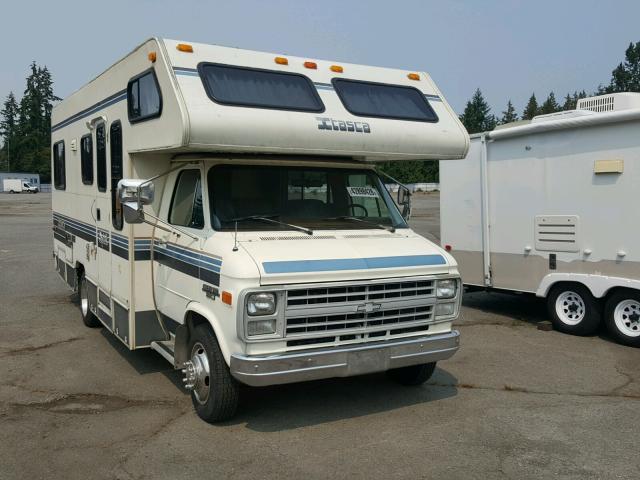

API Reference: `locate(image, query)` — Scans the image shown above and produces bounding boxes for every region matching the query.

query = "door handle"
[96,208,101,221]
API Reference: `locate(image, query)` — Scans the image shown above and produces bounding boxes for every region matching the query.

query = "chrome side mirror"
[122,202,145,224]
[397,186,412,220]
[118,179,155,205]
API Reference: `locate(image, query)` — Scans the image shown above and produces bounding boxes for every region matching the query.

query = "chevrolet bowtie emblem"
[357,302,382,314]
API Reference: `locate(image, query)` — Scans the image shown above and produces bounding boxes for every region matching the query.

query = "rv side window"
[96,124,107,192]
[53,141,65,190]
[169,170,204,229]
[198,63,324,113]
[80,134,93,185]
[332,78,438,122]
[127,70,162,123]
[110,121,124,230]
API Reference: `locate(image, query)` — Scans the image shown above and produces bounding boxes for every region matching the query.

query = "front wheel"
[547,283,601,335]
[604,290,640,347]
[184,324,239,423]
[387,362,436,386]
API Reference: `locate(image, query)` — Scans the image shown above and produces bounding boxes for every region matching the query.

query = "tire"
[79,272,101,328]
[547,283,602,335]
[387,362,437,386]
[604,290,640,347]
[187,324,239,423]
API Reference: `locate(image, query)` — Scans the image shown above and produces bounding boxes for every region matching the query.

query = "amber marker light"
[407,73,421,81]
[275,56,289,65]
[148,52,157,63]
[176,43,194,53]
[330,65,344,73]
[304,61,317,69]
[221,291,233,305]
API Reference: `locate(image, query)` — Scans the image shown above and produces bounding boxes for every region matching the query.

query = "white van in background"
[440,93,640,347]
[3,179,38,193]
[51,38,469,422]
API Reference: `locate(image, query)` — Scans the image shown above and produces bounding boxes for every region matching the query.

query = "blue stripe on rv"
[262,254,446,274]
[51,90,127,132]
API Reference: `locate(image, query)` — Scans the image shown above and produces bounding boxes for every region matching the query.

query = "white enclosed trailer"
[52,38,469,422]
[440,93,640,346]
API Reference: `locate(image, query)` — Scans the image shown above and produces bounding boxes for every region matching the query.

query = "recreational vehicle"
[440,92,640,347]
[52,38,469,422]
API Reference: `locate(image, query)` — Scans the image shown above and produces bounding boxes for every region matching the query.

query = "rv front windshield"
[207,164,407,231]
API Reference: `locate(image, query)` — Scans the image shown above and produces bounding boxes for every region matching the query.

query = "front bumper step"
[230,330,460,387]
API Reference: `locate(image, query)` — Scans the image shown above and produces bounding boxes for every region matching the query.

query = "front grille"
[287,279,434,307]
[284,278,437,348]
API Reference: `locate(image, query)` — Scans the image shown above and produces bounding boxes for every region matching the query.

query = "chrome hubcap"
[80,277,89,317]
[555,291,586,325]
[614,299,640,337]
[182,342,210,404]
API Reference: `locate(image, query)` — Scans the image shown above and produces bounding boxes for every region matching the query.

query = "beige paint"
[451,249,640,293]
[594,159,624,174]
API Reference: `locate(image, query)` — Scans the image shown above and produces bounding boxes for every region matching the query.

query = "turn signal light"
[176,43,193,53]
[221,291,233,305]
[407,73,421,81]
[330,65,344,73]
[148,52,157,63]
[275,56,289,65]
[304,61,317,69]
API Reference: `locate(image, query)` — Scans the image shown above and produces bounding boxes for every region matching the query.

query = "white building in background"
[0,172,41,192]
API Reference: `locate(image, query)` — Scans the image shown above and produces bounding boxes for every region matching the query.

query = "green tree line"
[0,62,60,182]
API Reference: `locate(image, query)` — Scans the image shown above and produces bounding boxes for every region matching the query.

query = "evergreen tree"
[540,92,560,114]
[522,93,540,120]
[605,41,640,93]
[0,92,19,170]
[459,88,496,134]
[500,100,518,124]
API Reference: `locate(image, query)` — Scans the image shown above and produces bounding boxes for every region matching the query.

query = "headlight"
[435,302,455,317]
[247,318,277,336]
[247,292,276,316]
[436,279,457,299]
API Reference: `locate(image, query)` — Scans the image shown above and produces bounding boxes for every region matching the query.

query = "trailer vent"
[577,93,640,113]
[534,215,580,253]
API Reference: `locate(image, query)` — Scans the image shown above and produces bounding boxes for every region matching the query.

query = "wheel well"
[602,286,640,300]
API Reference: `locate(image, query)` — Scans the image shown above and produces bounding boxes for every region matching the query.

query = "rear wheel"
[387,362,437,386]
[184,324,239,423]
[604,290,640,347]
[547,283,601,335]
[79,273,101,328]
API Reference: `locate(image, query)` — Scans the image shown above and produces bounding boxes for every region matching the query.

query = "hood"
[239,229,454,285]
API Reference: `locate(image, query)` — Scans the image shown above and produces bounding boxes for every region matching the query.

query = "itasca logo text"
[316,117,371,133]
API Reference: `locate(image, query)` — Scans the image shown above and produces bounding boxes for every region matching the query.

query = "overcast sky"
[1,0,639,116]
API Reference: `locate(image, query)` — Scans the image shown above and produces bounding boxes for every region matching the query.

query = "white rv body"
[440,93,640,345]
[51,38,469,421]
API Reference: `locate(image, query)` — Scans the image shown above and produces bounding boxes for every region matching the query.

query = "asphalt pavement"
[1,192,638,480]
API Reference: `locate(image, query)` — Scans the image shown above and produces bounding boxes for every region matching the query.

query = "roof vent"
[576,92,640,113]
[531,110,594,123]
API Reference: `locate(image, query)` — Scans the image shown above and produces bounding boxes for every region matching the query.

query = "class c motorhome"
[440,93,640,347]
[52,38,469,422]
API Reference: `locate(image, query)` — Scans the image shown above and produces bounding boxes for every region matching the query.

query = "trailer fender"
[182,301,233,365]
[536,273,640,299]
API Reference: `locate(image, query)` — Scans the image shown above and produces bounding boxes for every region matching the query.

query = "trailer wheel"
[547,283,601,335]
[79,273,101,328]
[387,362,437,386]
[185,324,239,423]
[604,290,640,347]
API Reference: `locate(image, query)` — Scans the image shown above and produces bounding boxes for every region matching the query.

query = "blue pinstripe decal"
[52,90,127,132]
[262,254,446,274]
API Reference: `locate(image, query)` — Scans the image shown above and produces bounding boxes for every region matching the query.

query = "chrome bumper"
[230,330,460,387]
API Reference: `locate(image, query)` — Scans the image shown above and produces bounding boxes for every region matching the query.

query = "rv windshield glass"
[207,164,406,231]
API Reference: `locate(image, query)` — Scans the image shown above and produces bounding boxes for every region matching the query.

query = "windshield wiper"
[229,215,313,235]
[324,216,396,233]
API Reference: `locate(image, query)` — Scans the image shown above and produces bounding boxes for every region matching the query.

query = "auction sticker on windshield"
[347,186,380,198]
